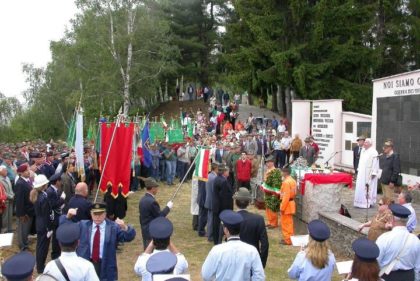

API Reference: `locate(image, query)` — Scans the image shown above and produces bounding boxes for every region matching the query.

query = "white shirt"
[90,220,106,259]
[277,124,286,133]
[201,238,265,281]
[43,252,99,281]
[272,140,281,150]
[280,136,292,150]
[134,249,188,281]
[403,203,417,233]
[376,226,420,272]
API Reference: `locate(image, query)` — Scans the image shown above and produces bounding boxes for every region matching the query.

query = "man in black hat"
[212,165,234,245]
[43,222,99,280]
[353,135,365,174]
[202,210,265,281]
[1,251,35,281]
[134,217,188,281]
[63,203,136,280]
[234,187,269,268]
[139,177,173,249]
[376,204,420,281]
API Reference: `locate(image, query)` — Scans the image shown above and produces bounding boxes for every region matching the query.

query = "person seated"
[358,197,393,241]
[288,219,336,280]
[134,217,188,281]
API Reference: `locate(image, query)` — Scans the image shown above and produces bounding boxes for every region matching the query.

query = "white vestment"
[354,146,379,208]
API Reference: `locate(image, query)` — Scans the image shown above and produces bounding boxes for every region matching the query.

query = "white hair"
[0,165,7,172]
[364,138,372,145]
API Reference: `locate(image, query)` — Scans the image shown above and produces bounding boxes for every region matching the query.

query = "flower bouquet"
[262,168,282,212]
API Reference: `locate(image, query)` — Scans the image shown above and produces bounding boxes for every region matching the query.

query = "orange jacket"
[280,176,297,215]
[223,122,233,137]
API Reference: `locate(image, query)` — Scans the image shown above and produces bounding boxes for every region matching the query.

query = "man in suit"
[212,165,234,245]
[15,163,34,251]
[197,179,207,237]
[205,163,218,242]
[234,188,269,268]
[299,137,316,166]
[46,173,66,260]
[213,142,225,164]
[353,136,365,174]
[60,161,76,204]
[63,203,136,280]
[65,182,92,221]
[139,178,173,249]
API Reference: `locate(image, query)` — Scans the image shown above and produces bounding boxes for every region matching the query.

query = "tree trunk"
[286,87,293,122]
[271,84,278,112]
[277,84,284,116]
[180,75,184,101]
[164,80,168,102]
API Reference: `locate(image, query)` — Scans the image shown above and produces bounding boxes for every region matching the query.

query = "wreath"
[263,168,282,212]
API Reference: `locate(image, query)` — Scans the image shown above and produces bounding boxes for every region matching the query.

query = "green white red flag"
[193,148,211,181]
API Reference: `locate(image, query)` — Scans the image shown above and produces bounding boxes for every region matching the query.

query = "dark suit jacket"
[353,145,362,171]
[197,180,206,208]
[15,177,34,217]
[299,145,316,166]
[34,191,52,233]
[61,172,76,204]
[205,172,217,209]
[66,194,92,222]
[46,185,65,227]
[212,175,234,215]
[238,210,269,268]
[379,153,401,185]
[139,193,170,241]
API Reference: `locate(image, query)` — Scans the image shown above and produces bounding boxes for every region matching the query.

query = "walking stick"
[94,109,123,203]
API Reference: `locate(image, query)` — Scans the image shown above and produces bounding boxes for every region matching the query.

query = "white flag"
[75,108,85,180]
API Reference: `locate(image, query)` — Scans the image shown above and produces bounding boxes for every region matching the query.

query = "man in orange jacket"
[279,167,296,245]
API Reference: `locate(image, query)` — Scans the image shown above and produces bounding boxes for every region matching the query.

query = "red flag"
[100,122,134,197]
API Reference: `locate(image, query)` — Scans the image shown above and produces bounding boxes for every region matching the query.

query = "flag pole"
[94,108,123,203]
[169,150,200,201]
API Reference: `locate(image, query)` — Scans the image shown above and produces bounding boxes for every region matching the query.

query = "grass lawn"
[2,180,347,280]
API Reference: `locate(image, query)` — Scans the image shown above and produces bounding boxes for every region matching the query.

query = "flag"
[131,125,139,174]
[193,148,211,181]
[141,120,152,168]
[187,119,193,137]
[75,108,85,180]
[100,122,134,197]
[66,112,76,147]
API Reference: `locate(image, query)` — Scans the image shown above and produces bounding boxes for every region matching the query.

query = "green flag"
[66,113,76,147]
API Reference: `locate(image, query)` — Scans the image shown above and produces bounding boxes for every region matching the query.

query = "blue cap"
[149,217,173,239]
[49,173,62,183]
[166,278,189,281]
[219,210,243,227]
[1,251,35,280]
[352,237,380,261]
[389,204,411,218]
[146,252,177,275]
[91,202,107,213]
[56,222,80,246]
[308,220,330,242]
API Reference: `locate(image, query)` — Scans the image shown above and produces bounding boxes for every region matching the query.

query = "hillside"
[150,99,208,119]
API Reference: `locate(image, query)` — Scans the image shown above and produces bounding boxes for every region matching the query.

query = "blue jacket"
[60,216,136,281]
[65,194,92,222]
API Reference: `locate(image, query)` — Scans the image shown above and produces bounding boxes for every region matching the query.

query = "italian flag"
[194,148,211,181]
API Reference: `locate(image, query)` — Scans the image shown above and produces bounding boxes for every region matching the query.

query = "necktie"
[92,225,100,262]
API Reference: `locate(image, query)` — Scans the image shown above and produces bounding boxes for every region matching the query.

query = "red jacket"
[236,159,252,181]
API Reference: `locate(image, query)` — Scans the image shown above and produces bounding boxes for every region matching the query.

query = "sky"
[0,0,78,99]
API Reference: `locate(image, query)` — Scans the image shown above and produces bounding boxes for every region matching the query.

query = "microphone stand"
[323,151,340,168]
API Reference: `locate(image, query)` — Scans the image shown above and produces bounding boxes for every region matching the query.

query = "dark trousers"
[192,215,198,231]
[383,269,414,281]
[36,231,51,273]
[274,150,282,168]
[279,150,287,168]
[178,161,189,181]
[198,206,208,236]
[237,180,251,190]
[292,151,299,162]
[51,226,61,259]
[212,213,222,245]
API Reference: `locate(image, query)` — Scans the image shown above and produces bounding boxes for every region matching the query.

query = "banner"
[75,109,85,180]
[141,120,152,168]
[150,122,165,143]
[100,122,134,197]
[66,112,76,147]
[193,148,210,181]
[168,129,184,143]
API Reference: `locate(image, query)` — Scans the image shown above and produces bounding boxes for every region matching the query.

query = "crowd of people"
[0,92,419,281]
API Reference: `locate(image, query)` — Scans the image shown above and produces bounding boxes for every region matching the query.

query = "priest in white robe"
[354,138,379,208]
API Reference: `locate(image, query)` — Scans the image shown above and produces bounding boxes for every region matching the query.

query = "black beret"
[56,222,80,246]
[146,251,177,275]
[389,204,411,219]
[149,217,173,239]
[1,251,35,280]
[352,238,380,261]
[308,220,330,242]
[219,210,243,227]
